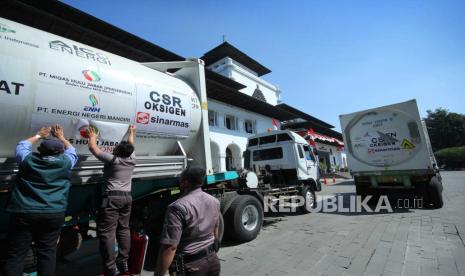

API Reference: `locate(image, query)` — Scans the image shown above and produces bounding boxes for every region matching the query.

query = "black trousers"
[2,212,65,276]
[97,195,132,275]
[183,252,221,276]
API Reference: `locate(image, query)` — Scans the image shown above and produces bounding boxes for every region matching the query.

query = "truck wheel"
[300,186,316,213]
[356,185,368,199]
[225,195,263,242]
[427,176,443,208]
[57,227,83,259]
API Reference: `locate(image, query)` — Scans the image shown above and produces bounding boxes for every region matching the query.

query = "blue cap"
[39,138,65,155]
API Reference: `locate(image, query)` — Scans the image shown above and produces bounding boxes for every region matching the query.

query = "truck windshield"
[253,147,283,161]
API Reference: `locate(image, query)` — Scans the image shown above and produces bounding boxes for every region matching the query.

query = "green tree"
[424,108,465,151]
[435,146,465,169]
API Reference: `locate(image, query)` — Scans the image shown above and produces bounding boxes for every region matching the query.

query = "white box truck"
[339,99,443,208]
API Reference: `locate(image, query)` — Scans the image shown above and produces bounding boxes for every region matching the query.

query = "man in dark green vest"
[2,125,78,276]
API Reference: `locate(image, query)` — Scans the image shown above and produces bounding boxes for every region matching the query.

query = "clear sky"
[62,0,465,130]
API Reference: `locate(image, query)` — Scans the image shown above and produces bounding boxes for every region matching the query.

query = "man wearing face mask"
[154,166,221,276]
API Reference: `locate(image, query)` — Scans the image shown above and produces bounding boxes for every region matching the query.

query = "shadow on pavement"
[220,239,250,248]
[326,180,355,186]
[56,238,102,276]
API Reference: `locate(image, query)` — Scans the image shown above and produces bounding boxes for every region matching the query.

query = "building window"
[224,114,238,130]
[208,110,218,127]
[244,120,256,134]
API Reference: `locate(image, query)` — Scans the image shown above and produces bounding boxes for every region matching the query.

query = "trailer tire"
[356,185,381,204]
[300,186,316,213]
[225,195,263,242]
[356,185,368,199]
[57,227,83,259]
[427,176,443,209]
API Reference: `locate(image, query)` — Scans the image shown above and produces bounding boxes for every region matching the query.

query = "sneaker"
[102,268,120,276]
[116,262,129,275]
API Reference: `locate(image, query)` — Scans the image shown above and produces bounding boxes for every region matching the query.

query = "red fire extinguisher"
[128,231,149,275]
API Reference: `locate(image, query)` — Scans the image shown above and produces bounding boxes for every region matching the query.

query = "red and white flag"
[308,128,316,146]
[272,118,280,130]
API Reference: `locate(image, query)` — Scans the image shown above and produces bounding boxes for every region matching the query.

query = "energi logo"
[79,125,99,139]
[83,94,101,112]
[49,40,111,65]
[82,70,101,82]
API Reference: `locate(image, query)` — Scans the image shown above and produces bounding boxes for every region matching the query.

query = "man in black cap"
[154,166,221,276]
[2,125,77,276]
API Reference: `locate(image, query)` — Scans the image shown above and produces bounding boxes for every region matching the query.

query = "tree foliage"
[424,108,465,151]
[435,146,465,169]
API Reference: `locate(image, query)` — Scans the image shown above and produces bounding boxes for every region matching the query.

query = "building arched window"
[225,147,233,171]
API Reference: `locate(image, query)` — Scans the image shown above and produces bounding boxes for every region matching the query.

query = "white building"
[277,103,348,173]
[7,1,346,175]
[202,42,287,172]
[202,42,347,173]
[313,135,348,172]
[207,57,281,105]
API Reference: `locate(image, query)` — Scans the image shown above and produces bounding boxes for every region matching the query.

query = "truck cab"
[244,130,320,190]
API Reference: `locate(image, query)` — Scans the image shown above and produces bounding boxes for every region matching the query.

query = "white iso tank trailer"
[0,17,243,237]
[339,99,443,208]
[0,18,276,258]
[339,99,434,172]
[0,17,214,184]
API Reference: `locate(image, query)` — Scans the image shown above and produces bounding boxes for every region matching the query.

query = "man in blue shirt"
[2,125,77,276]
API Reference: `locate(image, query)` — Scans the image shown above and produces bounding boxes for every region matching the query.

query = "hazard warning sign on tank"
[401,139,416,150]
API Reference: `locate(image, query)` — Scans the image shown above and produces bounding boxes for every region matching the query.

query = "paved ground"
[218,171,465,276]
[56,171,465,276]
